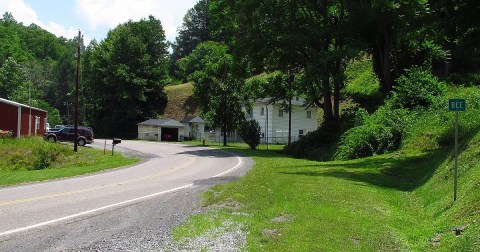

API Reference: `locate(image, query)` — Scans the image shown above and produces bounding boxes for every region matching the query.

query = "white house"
[181,116,205,140]
[246,97,318,143]
[137,119,185,142]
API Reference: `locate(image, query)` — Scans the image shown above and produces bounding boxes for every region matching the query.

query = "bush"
[391,67,446,109]
[283,111,357,161]
[0,137,72,171]
[238,120,262,149]
[334,107,410,160]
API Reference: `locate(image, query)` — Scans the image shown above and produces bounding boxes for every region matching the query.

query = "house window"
[307,111,312,119]
[295,96,299,101]
[261,107,265,116]
[299,129,304,136]
[279,110,283,117]
[36,116,40,129]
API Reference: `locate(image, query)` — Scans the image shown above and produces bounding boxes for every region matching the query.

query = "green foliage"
[403,86,480,150]
[170,0,212,80]
[238,119,261,149]
[390,67,447,109]
[84,16,169,138]
[0,56,29,99]
[283,119,350,161]
[334,107,410,160]
[181,41,245,145]
[344,58,383,112]
[448,72,480,87]
[0,137,71,171]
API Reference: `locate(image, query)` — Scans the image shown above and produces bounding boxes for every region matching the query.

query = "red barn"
[0,98,48,138]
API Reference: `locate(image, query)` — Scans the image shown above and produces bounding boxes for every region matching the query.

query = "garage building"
[137,119,185,142]
[0,98,48,138]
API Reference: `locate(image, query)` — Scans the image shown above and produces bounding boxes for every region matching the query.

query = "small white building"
[181,116,206,140]
[137,119,185,142]
[246,97,318,143]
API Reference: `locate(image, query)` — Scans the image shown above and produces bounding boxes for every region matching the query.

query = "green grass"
[171,85,480,251]
[0,137,138,186]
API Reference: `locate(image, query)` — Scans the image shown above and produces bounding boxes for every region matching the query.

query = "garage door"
[161,128,178,142]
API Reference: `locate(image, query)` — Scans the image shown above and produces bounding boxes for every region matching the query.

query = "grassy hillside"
[163,83,199,120]
[167,79,480,250]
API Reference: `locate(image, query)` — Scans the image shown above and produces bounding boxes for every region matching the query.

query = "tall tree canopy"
[211,0,361,122]
[84,16,169,138]
[181,41,245,146]
[169,0,212,80]
[347,0,445,95]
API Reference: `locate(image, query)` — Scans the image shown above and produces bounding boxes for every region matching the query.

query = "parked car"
[44,126,94,146]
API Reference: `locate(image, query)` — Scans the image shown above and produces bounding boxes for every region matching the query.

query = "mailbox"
[113,138,121,145]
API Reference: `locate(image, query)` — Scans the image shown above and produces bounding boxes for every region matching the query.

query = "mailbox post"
[112,138,121,155]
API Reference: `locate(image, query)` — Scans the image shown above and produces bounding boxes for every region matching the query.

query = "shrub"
[0,137,72,171]
[238,119,262,149]
[334,107,410,160]
[390,67,446,109]
[283,111,357,161]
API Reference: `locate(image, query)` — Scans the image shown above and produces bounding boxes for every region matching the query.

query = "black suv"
[44,126,94,146]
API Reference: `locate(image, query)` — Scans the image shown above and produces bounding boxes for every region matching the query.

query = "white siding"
[138,125,161,141]
[251,102,318,143]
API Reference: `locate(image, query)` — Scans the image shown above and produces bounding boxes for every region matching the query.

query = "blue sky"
[0,0,198,44]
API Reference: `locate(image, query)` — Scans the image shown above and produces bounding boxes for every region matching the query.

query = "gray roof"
[254,97,310,107]
[138,119,185,128]
[180,116,205,124]
[0,97,48,113]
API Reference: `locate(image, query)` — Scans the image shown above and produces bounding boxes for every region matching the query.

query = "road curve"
[0,140,251,249]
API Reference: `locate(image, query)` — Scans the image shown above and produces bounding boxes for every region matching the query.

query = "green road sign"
[449,98,466,112]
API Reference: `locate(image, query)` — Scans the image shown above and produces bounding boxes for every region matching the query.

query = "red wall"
[0,102,19,136]
[0,100,47,137]
[20,107,47,136]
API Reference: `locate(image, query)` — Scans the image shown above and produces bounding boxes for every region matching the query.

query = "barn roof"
[180,116,205,124]
[0,98,48,113]
[138,119,185,127]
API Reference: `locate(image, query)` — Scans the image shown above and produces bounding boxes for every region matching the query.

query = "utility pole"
[74,30,81,152]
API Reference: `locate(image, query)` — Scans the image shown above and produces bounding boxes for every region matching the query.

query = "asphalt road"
[0,140,253,251]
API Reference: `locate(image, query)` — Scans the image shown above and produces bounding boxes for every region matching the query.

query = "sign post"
[449,98,466,201]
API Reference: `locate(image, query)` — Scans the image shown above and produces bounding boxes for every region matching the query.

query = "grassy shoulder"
[171,87,480,251]
[0,137,139,186]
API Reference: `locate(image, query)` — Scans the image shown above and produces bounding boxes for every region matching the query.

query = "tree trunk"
[377,23,393,95]
[222,125,227,146]
[322,74,334,122]
[333,77,340,119]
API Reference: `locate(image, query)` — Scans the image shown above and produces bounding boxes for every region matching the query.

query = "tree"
[238,119,261,149]
[182,41,245,146]
[347,0,444,95]
[0,57,29,100]
[214,0,361,123]
[84,16,169,138]
[429,0,480,73]
[170,0,212,80]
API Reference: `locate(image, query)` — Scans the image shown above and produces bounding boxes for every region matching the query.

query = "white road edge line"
[213,154,243,178]
[0,184,193,238]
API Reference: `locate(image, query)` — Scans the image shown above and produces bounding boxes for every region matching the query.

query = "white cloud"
[0,0,79,40]
[74,0,198,42]
[0,0,39,25]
